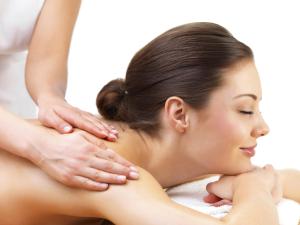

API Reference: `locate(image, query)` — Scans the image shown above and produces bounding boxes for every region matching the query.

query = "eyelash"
[239,110,254,115]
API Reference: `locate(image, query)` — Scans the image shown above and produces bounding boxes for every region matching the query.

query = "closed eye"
[239,110,254,115]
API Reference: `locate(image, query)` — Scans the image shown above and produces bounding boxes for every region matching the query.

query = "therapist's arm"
[0,107,137,190]
[25,0,117,140]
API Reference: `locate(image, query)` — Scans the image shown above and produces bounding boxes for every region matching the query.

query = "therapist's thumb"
[44,111,73,134]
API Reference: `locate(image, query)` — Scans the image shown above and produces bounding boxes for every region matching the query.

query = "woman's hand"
[30,126,139,191]
[37,95,118,141]
[204,165,283,206]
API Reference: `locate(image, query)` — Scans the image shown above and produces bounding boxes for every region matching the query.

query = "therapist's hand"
[37,95,118,141]
[31,127,139,191]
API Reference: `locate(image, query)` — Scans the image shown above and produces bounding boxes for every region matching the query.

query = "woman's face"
[187,60,269,175]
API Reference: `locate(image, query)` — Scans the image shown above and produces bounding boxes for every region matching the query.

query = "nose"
[251,114,270,137]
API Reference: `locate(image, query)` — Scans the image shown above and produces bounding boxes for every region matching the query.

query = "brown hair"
[96,22,253,135]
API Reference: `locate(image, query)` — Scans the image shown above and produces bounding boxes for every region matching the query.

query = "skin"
[25,0,116,139]
[0,60,298,225]
[132,60,268,188]
[0,0,138,191]
[182,59,269,176]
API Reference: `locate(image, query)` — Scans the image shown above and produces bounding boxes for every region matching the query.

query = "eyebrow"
[233,94,258,101]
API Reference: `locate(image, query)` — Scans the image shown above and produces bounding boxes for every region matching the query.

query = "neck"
[107,123,210,188]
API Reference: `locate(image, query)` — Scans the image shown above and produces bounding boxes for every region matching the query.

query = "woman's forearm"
[222,182,279,225]
[79,170,279,225]
[279,169,300,203]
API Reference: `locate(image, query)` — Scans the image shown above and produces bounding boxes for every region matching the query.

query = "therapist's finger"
[70,175,109,191]
[83,112,114,133]
[81,112,118,141]
[78,167,127,184]
[82,131,136,169]
[89,157,139,180]
[55,106,110,139]
[104,148,137,168]
[41,110,73,134]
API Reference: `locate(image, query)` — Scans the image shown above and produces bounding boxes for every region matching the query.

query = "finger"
[81,131,108,150]
[104,148,136,168]
[89,114,119,137]
[82,133,135,168]
[42,110,73,134]
[69,175,109,191]
[89,157,139,179]
[78,167,127,184]
[203,193,222,203]
[54,107,109,139]
[205,177,233,200]
[110,125,119,136]
[206,181,217,193]
[98,118,119,136]
[89,114,114,133]
[94,146,139,178]
[211,199,232,207]
[82,114,117,141]
[263,164,274,171]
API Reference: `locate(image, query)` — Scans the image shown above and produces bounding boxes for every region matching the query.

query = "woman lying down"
[1,22,299,225]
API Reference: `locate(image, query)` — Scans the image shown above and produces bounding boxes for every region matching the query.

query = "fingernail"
[63,125,72,132]
[108,133,117,140]
[129,171,139,179]
[130,166,138,172]
[100,129,109,135]
[111,129,119,134]
[117,175,126,182]
[97,183,108,189]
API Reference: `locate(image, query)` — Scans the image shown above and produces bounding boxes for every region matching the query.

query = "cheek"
[213,114,246,146]
[189,110,251,174]
[208,114,250,165]
[210,114,254,173]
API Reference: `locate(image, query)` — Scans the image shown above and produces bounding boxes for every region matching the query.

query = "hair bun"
[96,78,127,121]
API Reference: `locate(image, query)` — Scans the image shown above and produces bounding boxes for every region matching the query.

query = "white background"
[67,0,300,170]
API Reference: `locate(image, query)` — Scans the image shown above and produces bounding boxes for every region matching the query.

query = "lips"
[240,145,256,157]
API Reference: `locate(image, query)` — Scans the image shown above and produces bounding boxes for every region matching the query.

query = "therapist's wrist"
[36,91,66,107]
[21,124,48,165]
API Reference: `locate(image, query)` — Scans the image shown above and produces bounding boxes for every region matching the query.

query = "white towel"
[167,176,300,225]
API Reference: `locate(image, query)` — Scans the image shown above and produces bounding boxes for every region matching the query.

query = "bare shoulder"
[85,167,172,218]
[88,168,221,225]
[0,155,221,225]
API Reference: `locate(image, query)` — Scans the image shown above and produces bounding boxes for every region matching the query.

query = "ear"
[164,97,190,133]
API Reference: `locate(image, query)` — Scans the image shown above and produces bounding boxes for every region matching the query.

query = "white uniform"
[0,0,44,118]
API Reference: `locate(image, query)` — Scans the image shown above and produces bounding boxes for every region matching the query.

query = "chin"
[218,162,254,176]
[234,162,255,175]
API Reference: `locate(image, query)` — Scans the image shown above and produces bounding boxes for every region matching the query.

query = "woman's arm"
[20,158,279,225]
[25,0,117,140]
[279,169,300,203]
